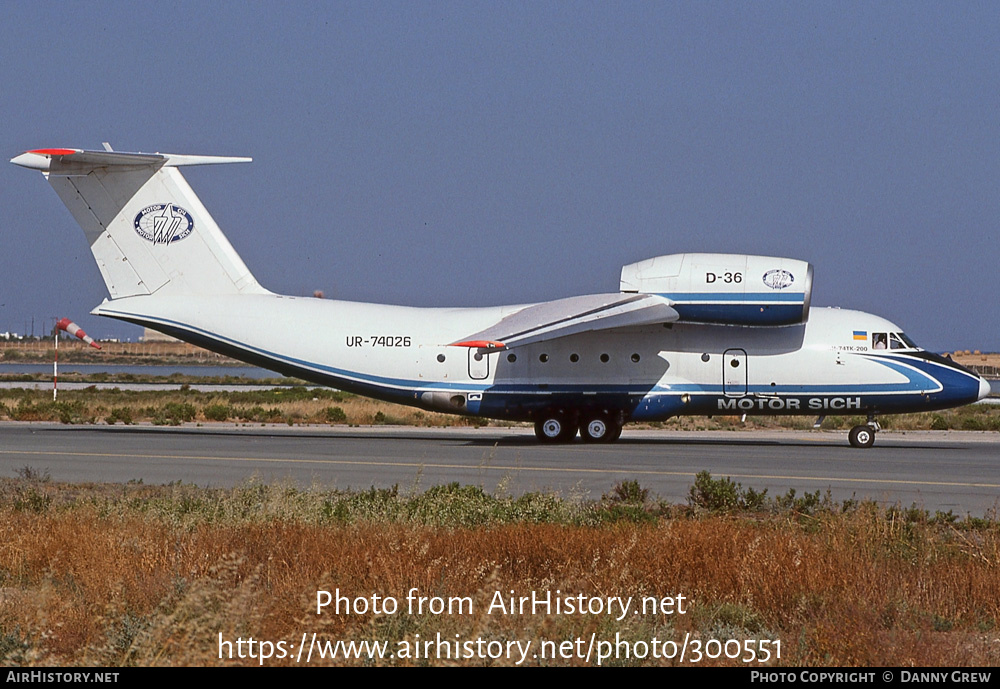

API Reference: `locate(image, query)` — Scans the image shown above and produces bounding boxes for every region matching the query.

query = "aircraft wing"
[451,293,678,350]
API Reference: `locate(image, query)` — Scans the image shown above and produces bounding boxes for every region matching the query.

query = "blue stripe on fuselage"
[105,310,981,421]
[861,352,983,408]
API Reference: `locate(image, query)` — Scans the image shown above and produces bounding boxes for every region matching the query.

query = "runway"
[1,423,998,515]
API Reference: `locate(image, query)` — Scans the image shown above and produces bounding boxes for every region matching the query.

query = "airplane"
[11,146,991,448]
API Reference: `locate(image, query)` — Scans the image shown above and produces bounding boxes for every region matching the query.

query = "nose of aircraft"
[979,376,993,401]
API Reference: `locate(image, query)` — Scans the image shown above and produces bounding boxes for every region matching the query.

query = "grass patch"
[0,473,998,665]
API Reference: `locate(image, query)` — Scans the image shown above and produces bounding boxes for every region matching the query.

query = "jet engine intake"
[620,253,812,326]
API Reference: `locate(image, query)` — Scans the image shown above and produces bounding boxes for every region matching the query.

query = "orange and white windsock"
[56,318,101,349]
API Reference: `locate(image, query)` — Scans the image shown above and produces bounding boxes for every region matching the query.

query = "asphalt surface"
[1,423,998,515]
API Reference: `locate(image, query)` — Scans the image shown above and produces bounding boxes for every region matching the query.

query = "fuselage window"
[889,333,907,350]
[631,353,640,363]
[437,354,446,363]
[872,333,888,350]
[600,353,610,363]
[569,353,579,363]
[507,353,516,363]
[539,353,549,363]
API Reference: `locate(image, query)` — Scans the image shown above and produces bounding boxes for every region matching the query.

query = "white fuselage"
[94,294,987,422]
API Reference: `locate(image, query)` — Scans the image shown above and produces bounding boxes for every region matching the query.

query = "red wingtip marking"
[28,148,77,156]
[452,340,506,349]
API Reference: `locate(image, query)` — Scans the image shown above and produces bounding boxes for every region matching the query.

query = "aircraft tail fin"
[11,147,268,300]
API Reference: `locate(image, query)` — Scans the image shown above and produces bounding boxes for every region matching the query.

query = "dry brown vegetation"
[1,474,998,666]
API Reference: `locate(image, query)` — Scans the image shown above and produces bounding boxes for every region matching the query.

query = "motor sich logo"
[134,203,194,244]
[762,269,794,290]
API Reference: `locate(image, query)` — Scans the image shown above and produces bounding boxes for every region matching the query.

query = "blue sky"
[3,1,998,351]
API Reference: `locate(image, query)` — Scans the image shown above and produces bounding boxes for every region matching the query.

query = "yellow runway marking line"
[714,472,1000,490]
[2,449,999,490]
[0,448,690,478]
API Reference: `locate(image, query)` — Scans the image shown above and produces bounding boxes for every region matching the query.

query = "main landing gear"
[580,414,623,443]
[534,415,578,443]
[848,416,880,449]
[534,411,623,444]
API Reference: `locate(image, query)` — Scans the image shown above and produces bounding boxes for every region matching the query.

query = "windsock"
[56,318,102,349]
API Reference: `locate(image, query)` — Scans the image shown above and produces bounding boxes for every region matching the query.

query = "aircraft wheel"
[534,415,578,443]
[580,415,622,443]
[848,425,876,449]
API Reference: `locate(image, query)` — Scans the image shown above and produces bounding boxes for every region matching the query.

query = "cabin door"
[468,348,490,380]
[723,348,748,397]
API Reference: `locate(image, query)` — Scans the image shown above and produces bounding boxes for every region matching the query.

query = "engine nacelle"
[620,253,812,326]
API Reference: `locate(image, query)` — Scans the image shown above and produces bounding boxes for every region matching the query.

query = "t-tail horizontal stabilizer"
[11,146,267,301]
[10,148,252,171]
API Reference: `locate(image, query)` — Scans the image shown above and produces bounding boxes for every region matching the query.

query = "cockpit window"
[872,332,917,351]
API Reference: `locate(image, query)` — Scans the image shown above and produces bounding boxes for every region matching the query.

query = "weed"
[0,625,31,664]
[15,466,50,482]
[203,404,232,422]
[606,480,648,505]
[325,406,347,423]
[106,407,134,425]
[13,487,52,513]
[774,488,828,515]
[162,402,196,423]
[688,471,768,513]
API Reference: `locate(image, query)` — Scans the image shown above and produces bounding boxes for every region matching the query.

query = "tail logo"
[133,204,195,244]
[762,269,794,290]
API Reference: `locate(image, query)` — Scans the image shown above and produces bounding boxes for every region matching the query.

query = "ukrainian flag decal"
[853,331,867,341]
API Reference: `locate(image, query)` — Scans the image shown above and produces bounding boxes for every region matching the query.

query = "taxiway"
[1,424,997,515]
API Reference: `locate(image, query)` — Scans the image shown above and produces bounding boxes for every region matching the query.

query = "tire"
[580,414,622,443]
[534,415,578,443]
[848,424,876,449]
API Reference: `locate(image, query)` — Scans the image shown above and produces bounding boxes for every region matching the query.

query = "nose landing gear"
[848,416,880,449]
